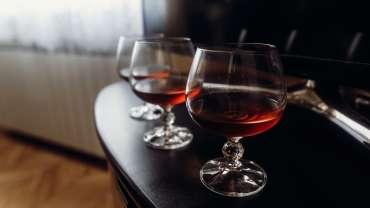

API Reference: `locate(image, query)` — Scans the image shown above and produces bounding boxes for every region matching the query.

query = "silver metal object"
[287,79,370,147]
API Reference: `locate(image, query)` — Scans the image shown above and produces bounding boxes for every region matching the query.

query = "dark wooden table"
[94,82,370,208]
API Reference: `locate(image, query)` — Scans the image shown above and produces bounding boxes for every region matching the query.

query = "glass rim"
[134,37,192,44]
[196,43,277,53]
[118,34,164,40]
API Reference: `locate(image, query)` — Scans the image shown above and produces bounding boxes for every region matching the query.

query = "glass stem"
[162,106,175,142]
[222,137,244,168]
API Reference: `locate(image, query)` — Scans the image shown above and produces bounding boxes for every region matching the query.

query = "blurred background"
[0,0,143,156]
[0,0,369,207]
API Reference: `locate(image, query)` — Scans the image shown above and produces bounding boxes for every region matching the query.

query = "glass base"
[143,125,193,150]
[130,104,163,121]
[200,157,267,197]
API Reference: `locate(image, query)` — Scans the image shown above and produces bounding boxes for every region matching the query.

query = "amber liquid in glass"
[188,91,284,137]
[133,77,188,106]
[132,70,169,80]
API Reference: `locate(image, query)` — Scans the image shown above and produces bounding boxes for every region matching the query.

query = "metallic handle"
[288,79,370,148]
[324,108,370,147]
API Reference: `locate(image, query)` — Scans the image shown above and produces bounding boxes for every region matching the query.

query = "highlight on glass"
[129,37,195,150]
[186,43,287,197]
[115,35,164,121]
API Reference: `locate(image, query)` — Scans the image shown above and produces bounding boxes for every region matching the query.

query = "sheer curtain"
[0,0,144,53]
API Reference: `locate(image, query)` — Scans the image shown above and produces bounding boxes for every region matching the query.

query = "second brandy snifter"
[129,37,195,150]
[186,43,287,197]
[115,35,164,121]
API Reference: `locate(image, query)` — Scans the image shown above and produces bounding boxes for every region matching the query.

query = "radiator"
[0,50,120,156]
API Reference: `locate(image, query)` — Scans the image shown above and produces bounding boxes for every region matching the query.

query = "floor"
[0,132,114,208]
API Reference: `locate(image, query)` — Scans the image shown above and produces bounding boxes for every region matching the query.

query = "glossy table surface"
[94,82,370,208]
